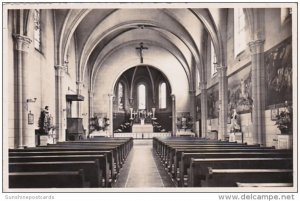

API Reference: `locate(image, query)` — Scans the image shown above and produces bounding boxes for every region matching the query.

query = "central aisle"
[125,140,164,187]
[114,139,174,188]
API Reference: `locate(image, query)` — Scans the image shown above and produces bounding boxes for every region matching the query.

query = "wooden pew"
[188,158,293,187]
[155,138,266,170]
[9,150,116,181]
[201,168,293,187]
[167,147,277,173]
[10,160,101,187]
[9,169,87,188]
[56,139,132,161]
[9,154,110,187]
[16,145,122,174]
[46,144,124,169]
[178,151,292,186]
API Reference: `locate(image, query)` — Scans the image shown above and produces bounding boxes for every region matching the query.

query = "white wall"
[93,45,190,117]
[6,10,56,147]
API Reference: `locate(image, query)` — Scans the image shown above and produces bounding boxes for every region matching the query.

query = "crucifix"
[136,42,148,63]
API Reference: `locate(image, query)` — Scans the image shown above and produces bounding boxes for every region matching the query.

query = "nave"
[113,139,174,188]
[4,4,296,191]
[8,136,293,189]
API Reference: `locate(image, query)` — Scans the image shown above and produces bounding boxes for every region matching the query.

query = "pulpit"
[277,134,293,149]
[66,118,85,141]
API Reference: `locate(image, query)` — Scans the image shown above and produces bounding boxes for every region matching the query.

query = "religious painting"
[227,66,252,115]
[28,111,34,125]
[271,108,279,121]
[177,112,193,130]
[265,37,292,107]
[207,85,219,119]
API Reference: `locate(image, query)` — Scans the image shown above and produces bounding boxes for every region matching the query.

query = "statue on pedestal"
[230,109,241,132]
[38,106,51,135]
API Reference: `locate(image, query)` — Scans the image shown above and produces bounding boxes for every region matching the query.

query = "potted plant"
[275,109,292,134]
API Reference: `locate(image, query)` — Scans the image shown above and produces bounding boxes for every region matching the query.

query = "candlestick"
[130,108,133,119]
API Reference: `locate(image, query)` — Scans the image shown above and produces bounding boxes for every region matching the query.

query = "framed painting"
[271,108,279,121]
[28,111,34,125]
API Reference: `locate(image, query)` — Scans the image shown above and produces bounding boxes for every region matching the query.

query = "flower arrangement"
[275,108,292,134]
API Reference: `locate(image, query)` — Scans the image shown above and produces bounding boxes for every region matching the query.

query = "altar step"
[114,132,171,139]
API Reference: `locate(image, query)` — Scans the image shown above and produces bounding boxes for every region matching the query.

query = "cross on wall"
[136,42,148,63]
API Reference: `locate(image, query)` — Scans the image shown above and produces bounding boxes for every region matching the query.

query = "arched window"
[33,9,41,51]
[234,8,246,56]
[211,41,217,77]
[118,82,124,110]
[159,82,167,109]
[138,84,146,109]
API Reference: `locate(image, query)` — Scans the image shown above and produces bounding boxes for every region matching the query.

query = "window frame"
[137,83,147,110]
[210,40,217,77]
[159,82,167,109]
[234,8,247,57]
[118,82,125,110]
[33,9,42,52]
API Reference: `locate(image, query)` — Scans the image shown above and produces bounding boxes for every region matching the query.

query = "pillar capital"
[55,65,67,71]
[216,65,227,72]
[248,39,265,54]
[54,65,67,76]
[189,90,196,95]
[12,34,32,52]
[76,81,83,85]
[171,94,176,101]
[200,82,207,90]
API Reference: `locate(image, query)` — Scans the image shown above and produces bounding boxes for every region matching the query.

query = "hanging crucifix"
[136,42,148,63]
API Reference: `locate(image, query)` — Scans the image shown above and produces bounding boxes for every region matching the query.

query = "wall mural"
[265,37,292,107]
[207,85,219,119]
[227,66,252,115]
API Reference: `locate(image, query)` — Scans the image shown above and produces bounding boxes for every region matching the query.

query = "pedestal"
[277,134,293,149]
[229,132,243,143]
[206,131,218,140]
[35,134,48,146]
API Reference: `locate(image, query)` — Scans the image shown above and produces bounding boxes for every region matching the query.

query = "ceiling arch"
[89,28,192,85]
[56,8,225,92]
[91,40,191,91]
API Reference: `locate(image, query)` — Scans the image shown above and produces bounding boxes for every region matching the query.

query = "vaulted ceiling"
[54,8,223,91]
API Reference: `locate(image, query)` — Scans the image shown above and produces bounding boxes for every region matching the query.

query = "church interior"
[3,3,296,191]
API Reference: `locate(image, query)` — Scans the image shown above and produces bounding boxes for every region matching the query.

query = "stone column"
[13,34,32,148]
[216,65,228,140]
[200,82,208,138]
[88,90,94,118]
[55,65,67,142]
[248,40,265,145]
[108,94,114,137]
[76,81,83,117]
[171,94,176,136]
[189,90,196,136]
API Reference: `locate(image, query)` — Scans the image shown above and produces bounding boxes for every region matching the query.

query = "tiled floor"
[114,139,175,188]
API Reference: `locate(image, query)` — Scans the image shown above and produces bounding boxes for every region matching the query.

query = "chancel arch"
[110,66,173,133]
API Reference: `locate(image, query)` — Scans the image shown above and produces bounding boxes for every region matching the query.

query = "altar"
[132,124,153,133]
